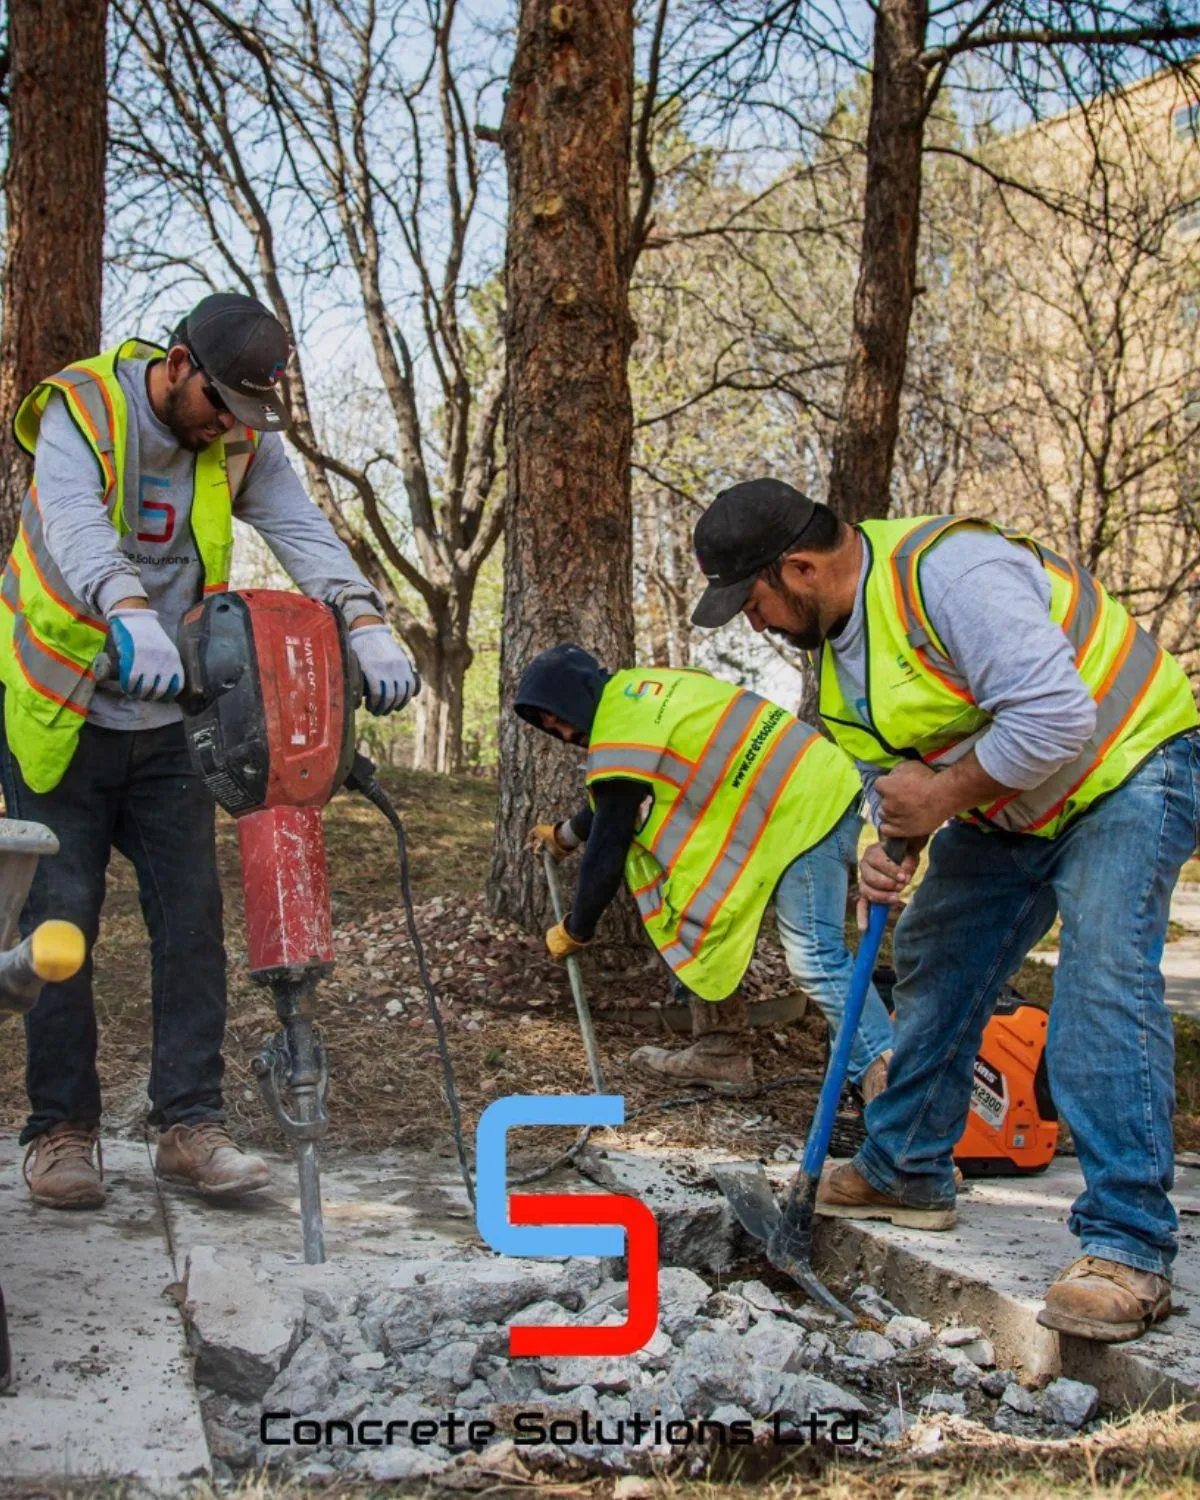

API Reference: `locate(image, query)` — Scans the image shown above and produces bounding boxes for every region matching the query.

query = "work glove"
[108,607,184,701]
[349,625,417,715]
[545,920,590,961]
[527,821,580,859]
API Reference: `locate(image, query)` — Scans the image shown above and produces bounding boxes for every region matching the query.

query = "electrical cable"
[346,754,477,1208]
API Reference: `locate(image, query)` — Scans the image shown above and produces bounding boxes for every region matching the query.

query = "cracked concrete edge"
[810,1218,1199,1416]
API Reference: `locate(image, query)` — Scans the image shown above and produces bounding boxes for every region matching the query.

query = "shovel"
[713,836,907,1321]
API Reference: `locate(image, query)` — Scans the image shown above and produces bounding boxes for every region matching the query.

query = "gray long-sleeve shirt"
[32,357,383,730]
[826,527,1098,821]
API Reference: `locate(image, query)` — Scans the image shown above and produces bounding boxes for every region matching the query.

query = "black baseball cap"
[691,478,820,627]
[172,293,291,431]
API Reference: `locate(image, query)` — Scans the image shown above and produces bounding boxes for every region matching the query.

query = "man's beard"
[765,581,823,650]
[160,383,210,452]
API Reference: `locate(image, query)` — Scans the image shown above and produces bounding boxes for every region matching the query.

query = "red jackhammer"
[99,587,472,1264]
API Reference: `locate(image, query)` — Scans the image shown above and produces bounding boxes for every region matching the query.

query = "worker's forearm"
[567,780,647,940]
[932,750,1014,818]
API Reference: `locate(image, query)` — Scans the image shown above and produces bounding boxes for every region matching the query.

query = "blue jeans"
[775,804,894,1085]
[0,694,228,1142]
[857,730,1200,1277]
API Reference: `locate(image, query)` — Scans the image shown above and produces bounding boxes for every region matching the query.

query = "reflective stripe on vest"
[0,340,259,792]
[818,516,1198,838]
[587,668,861,999]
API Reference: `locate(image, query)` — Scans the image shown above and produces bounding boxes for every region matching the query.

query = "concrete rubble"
[184,1245,1107,1482]
[2,1137,1195,1483]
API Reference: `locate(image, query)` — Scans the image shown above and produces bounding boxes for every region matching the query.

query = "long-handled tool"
[713,837,907,1321]
[542,847,607,1095]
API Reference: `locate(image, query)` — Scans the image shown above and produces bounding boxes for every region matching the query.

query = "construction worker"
[0,293,416,1210]
[514,644,894,1098]
[691,476,1200,1344]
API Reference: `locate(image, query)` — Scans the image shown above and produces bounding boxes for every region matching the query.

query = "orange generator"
[856,973,1059,1177]
[955,993,1058,1176]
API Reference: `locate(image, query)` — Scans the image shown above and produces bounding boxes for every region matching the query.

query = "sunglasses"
[182,346,231,414]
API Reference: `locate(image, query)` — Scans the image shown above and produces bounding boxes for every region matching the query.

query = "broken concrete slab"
[587,1145,1200,1416]
[0,1136,209,1485]
[804,1159,1200,1414]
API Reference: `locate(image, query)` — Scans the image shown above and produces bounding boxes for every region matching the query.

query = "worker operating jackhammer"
[513,645,894,1099]
[690,475,1200,1344]
[0,292,417,1211]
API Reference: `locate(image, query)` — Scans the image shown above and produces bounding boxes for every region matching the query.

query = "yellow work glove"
[526,821,577,859]
[545,921,590,961]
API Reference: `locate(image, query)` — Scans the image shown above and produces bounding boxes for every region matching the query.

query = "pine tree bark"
[828,0,929,524]
[0,0,108,556]
[488,0,638,936]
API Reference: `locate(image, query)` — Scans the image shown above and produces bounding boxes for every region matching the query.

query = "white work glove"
[349,624,417,715]
[107,607,184,701]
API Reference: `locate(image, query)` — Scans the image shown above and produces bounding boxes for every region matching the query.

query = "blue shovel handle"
[801,836,909,1180]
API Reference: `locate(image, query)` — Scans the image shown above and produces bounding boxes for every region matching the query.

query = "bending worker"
[514,643,893,1099]
[0,293,416,1210]
[691,475,1199,1345]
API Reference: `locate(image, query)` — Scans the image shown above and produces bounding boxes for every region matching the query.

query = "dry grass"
[1,1408,1196,1498]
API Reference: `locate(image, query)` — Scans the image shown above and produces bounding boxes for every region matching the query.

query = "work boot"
[156,1122,271,1199]
[22,1122,105,1209]
[1037,1256,1171,1343]
[815,1161,956,1230]
[859,1050,892,1105]
[632,990,756,1096]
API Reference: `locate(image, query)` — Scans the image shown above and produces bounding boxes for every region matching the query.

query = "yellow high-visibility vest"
[587,667,861,999]
[0,339,260,791]
[819,515,1199,837]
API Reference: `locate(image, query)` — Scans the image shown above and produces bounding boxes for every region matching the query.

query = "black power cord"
[345,752,476,1209]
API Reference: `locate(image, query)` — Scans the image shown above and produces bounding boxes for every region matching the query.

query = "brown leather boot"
[23,1122,105,1209]
[815,1160,956,1229]
[156,1122,271,1199]
[1037,1256,1171,1343]
[631,990,756,1095]
[860,1050,892,1105]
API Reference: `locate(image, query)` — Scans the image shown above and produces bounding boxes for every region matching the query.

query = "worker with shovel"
[0,293,417,1211]
[691,476,1199,1344]
[514,644,895,1099]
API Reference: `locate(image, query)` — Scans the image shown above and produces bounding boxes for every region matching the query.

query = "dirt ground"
[1,765,1198,1163]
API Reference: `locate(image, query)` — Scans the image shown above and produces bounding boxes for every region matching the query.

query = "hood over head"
[514,644,611,741]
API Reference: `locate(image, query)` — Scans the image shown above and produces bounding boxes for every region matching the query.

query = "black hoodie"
[514,643,648,941]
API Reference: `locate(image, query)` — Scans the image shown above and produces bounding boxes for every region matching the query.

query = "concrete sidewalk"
[0,1136,209,1486]
[807,1159,1200,1412]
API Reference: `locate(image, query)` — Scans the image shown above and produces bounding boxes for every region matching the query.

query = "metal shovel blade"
[712,1159,857,1323]
[712,1160,783,1243]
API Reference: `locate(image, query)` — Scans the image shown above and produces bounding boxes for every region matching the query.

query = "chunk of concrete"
[185,1244,302,1400]
[261,1331,347,1415]
[1001,1382,1039,1415]
[885,1314,933,1349]
[1042,1377,1100,1428]
[937,1324,983,1347]
[671,1328,783,1412]
[578,1149,743,1273]
[922,1391,966,1415]
[773,1372,868,1421]
[845,1330,897,1364]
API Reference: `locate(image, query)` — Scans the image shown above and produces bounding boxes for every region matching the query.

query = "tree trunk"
[411,600,472,776]
[0,0,108,556]
[827,0,929,524]
[488,0,638,936]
